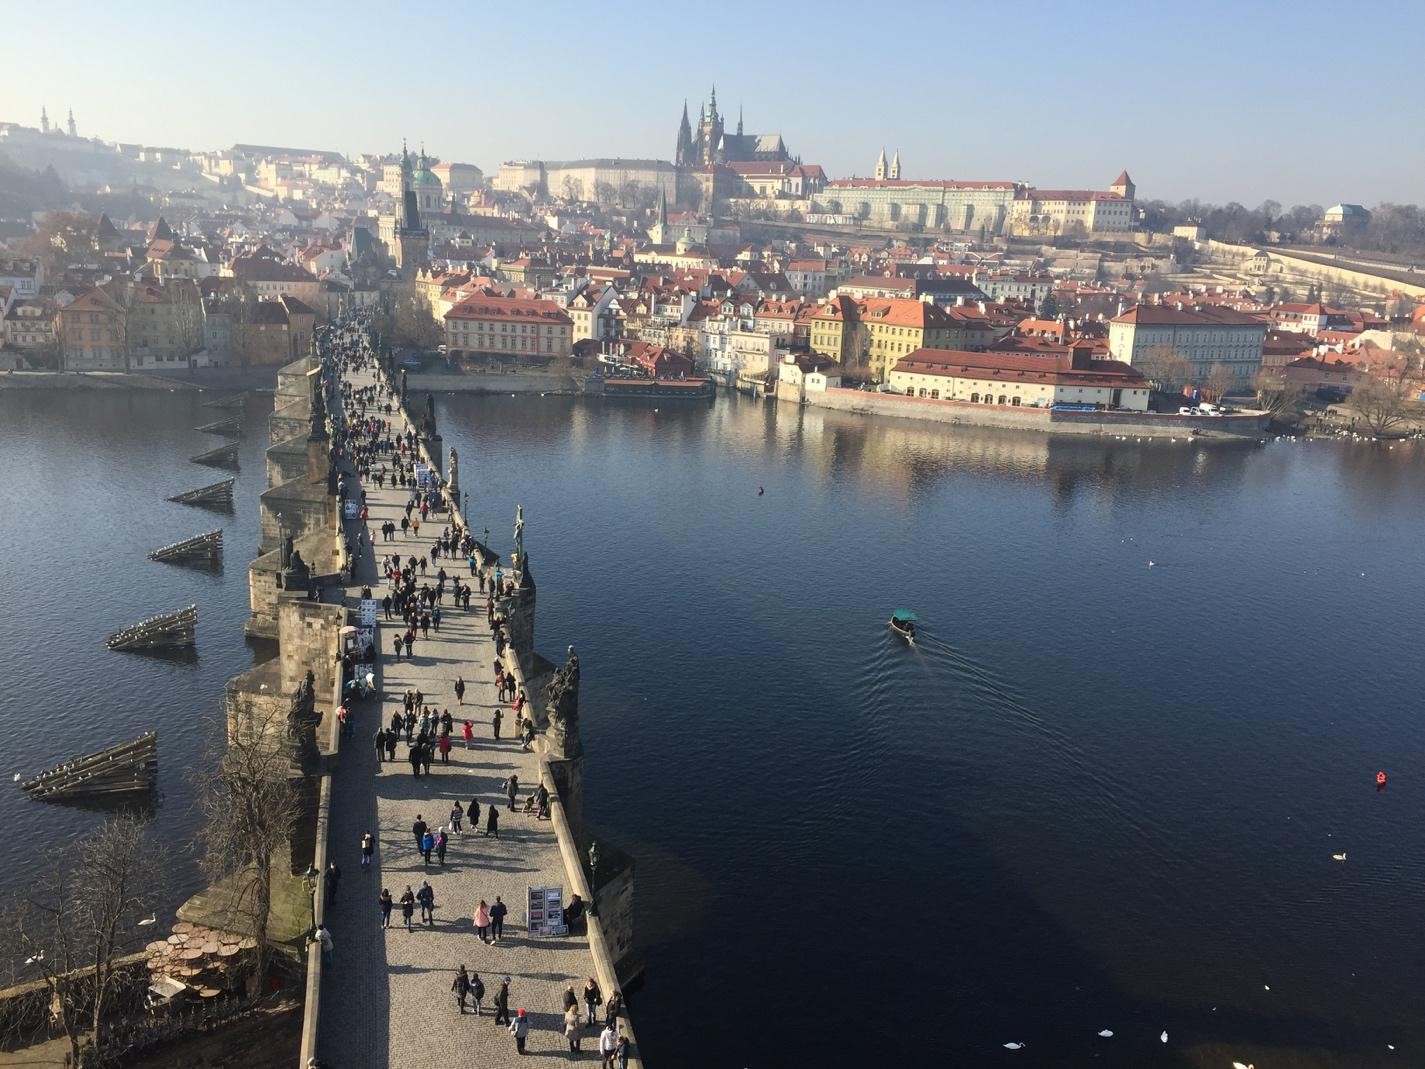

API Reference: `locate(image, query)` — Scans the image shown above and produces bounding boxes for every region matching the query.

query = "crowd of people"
[315,318,633,1065]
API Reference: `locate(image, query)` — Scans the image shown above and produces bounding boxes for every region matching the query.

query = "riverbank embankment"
[0,368,279,392]
[804,386,1269,440]
[405,370,578,395]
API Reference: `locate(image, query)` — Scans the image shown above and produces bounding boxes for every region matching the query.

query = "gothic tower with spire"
[695,86,723,166]
[393,140,429,275]
[675,100,693,167]
[889,149,901,180]
[67,109,76,137]
[40,107,49,135]
[875,148,887,181]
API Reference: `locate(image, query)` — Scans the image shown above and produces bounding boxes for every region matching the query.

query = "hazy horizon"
[8,0,1423,208]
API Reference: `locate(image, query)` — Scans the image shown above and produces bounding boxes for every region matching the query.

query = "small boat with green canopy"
[889,609,917,644]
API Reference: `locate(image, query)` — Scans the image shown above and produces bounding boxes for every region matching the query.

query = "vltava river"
[2,385,1422,1067]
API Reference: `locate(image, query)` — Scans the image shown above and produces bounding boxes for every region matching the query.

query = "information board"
[525,884,567,937]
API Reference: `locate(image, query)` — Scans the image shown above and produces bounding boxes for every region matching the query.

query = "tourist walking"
[470,798,481,832]
[325,861,341,909]
[417,880,436,926]
[493,977,512,1025]
[373,726,386,763]
[493,708,502,740]
[474,899,492,943]
[400,886,415,931]
[562,985,578,1017]
[564,1005,582,1052]
[312,924,333,969]
[454,675,466,704]
[379,888,393,928]
[598,1023,619,1068]
[452,965,472,1014]
[490,896,507,942]
[486,805,499,840]
[508,1008,530,1055]
[506,773,519,811]
[463,719,474,749]
[470,971,486,1016]
[435,829,448,866]
[361,831,374,868]
[421,829,435,866]
[412,812,427,850]
[583,976,603,1025]
[450,801,464,833]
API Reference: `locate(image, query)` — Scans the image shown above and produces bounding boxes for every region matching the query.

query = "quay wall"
[807,387,1268,439]
[405,371,578,395]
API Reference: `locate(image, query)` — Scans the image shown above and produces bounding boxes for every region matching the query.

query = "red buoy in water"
[1376,771,1388,787]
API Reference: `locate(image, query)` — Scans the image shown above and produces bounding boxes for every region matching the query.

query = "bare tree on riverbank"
[1133,344,1194,393]
[194,695,301,992]
[1352,362,1420,438]
[1252,369,1304,425]
[8,814,164,1067]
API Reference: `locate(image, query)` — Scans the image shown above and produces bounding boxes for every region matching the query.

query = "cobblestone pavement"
[318,362,606,1066]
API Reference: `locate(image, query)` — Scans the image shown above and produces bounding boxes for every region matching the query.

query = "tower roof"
[1113,169,1132,186]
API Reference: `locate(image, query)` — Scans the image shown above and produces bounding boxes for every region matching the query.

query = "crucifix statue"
[513,504,524,570]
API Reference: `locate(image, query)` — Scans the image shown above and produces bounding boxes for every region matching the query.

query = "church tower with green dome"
[411,146,444,214]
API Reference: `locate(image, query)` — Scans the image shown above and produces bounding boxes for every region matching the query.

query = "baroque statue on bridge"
[544,645,582,759]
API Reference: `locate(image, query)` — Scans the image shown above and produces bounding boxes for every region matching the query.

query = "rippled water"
[3,387,1423,1067]
[0,389,273,927]
[436,393,1425,1068]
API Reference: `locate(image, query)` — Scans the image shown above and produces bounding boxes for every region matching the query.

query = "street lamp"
[587,841,600,918]
[463,492,469,520]
[303,864,320,925]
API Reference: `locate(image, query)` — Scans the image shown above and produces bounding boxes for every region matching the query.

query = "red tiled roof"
[1112,305,1266,327]
[445,294,572,325]
[893,347,1145,388]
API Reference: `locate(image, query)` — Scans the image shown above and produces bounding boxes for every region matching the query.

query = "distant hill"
[0,150,68,217]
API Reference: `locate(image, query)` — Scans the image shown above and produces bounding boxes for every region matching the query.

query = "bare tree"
[1133,344,1194,393]
[1351,359,1420,438]
[1252,369,1303,424]
[18,211,99,274]
[193,693,302,991]
[11,814,164,1067]
[1206,362,1238,403]
[374,282,441,351]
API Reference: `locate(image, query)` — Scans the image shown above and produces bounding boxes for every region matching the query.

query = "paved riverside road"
[317,362,608,1066]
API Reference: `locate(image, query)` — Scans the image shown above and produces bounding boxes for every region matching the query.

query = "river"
[3,386,1423,1067]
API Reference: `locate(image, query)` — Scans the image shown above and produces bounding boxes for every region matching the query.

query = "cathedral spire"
[737,104,743,136]
[66,109,76,137]
[709,84,718,122]
[40,106,49,135]
[677,99,693,167]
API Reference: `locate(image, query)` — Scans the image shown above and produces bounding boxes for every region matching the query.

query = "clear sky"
[7,0,1423,207]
